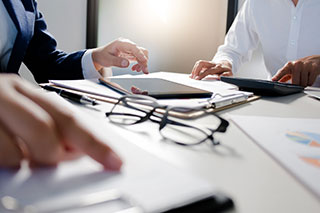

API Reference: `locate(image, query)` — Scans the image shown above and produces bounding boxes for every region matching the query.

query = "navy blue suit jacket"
[2,0,85,83]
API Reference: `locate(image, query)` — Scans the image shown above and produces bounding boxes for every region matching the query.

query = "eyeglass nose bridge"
[207,134,220,146]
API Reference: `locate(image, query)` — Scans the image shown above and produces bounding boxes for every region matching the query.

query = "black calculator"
[221,76,305,96]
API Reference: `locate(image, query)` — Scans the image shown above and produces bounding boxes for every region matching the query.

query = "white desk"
[1,86,319,212]
[89,92,320,213]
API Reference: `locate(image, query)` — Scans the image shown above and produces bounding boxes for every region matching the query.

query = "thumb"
[110,55,130,68]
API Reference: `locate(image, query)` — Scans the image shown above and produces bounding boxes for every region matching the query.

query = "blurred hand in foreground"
[0,74,122,170]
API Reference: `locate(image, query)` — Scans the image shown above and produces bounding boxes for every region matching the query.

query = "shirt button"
[293,16,297,20]
[291,40,296,46]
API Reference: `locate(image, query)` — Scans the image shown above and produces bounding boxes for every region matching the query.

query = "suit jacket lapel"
[3,0,35,73]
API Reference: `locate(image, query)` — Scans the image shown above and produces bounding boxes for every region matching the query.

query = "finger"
[308,64,319,86]
[278,74,292,83]
[109,55,130,68]
[118,52,137,61]
[0,121,23,168]
[191,60,215,79]
[15,83,123,170]
[132,64,140,71]
[217,71,233,80]
[141,65,149,74]
[134,64,142,72]
[292,61,302,86]
[191,60,214,78]
[131,86,141,94]
[196,66,231,80]
[0,83,63,166]
[140,47,149,59]
[272,62,293,82]
[300,62,311,87]
[117,41,148,65]
[221,71,233,77]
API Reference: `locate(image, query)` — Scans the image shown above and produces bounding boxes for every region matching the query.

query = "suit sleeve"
[23,0,85,83]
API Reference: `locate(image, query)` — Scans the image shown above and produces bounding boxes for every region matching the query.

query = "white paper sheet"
[230,115,320,199]
[305,87,320,100]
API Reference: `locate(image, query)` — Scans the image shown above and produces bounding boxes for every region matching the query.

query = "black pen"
[41,85,98,106]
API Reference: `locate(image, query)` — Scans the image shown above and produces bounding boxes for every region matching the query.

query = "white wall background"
[20,0,267,84]
[19,0,87,84]
[97,0,228,76]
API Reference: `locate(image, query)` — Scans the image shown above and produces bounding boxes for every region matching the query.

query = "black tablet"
[220,76,305,96]
[99,77,212,99]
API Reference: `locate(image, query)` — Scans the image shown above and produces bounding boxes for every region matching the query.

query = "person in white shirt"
[190,0,320,87]
[0,0,149,169]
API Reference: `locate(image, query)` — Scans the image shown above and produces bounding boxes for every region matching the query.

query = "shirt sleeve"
[213,0,259,74]
[81,49,112,79]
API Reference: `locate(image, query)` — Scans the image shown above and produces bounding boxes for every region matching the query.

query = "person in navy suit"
[0,0,149,82]
[0,0,149,169]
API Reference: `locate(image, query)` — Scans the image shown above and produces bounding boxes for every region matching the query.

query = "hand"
[92,38,149,74]
[190,60,233,80]
[131,86,148,95]
[272,55,320,87]
[0,74,122,170]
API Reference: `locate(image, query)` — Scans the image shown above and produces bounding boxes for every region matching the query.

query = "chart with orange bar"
[286,131,320,147]
[231,115,320,199]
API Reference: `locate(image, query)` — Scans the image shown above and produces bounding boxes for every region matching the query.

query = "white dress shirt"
[0,0,104,78]
[213,0,320,85]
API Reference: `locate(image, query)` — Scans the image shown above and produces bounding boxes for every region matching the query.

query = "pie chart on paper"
[286,131,320,147]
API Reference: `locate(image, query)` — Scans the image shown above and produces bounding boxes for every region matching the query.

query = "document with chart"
[230,115,320,198]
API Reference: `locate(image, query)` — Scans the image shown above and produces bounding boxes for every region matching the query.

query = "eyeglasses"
[105,95,229,146]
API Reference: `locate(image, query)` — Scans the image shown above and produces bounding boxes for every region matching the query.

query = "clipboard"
[40,83,261,122]
[98,77,213,99]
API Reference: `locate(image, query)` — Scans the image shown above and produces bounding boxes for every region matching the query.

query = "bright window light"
[147,0,171,23]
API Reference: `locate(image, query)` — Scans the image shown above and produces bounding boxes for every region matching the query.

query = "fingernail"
[121,60,129,67]
[105,152,123,171]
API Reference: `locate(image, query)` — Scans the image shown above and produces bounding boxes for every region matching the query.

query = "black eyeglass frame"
[105,95,229,146]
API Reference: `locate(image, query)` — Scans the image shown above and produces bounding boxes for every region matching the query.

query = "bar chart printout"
[231,116,320,198]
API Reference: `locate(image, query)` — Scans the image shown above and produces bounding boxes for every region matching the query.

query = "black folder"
[164,193,234,213]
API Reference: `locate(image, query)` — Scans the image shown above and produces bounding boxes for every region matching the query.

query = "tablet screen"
[99,77,212,99]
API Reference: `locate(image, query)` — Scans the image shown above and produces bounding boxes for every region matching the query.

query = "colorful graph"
[300,156,320,168]
[286,131,320,147]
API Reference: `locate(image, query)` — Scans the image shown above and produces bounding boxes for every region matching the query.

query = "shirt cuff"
[81,49,102,79]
